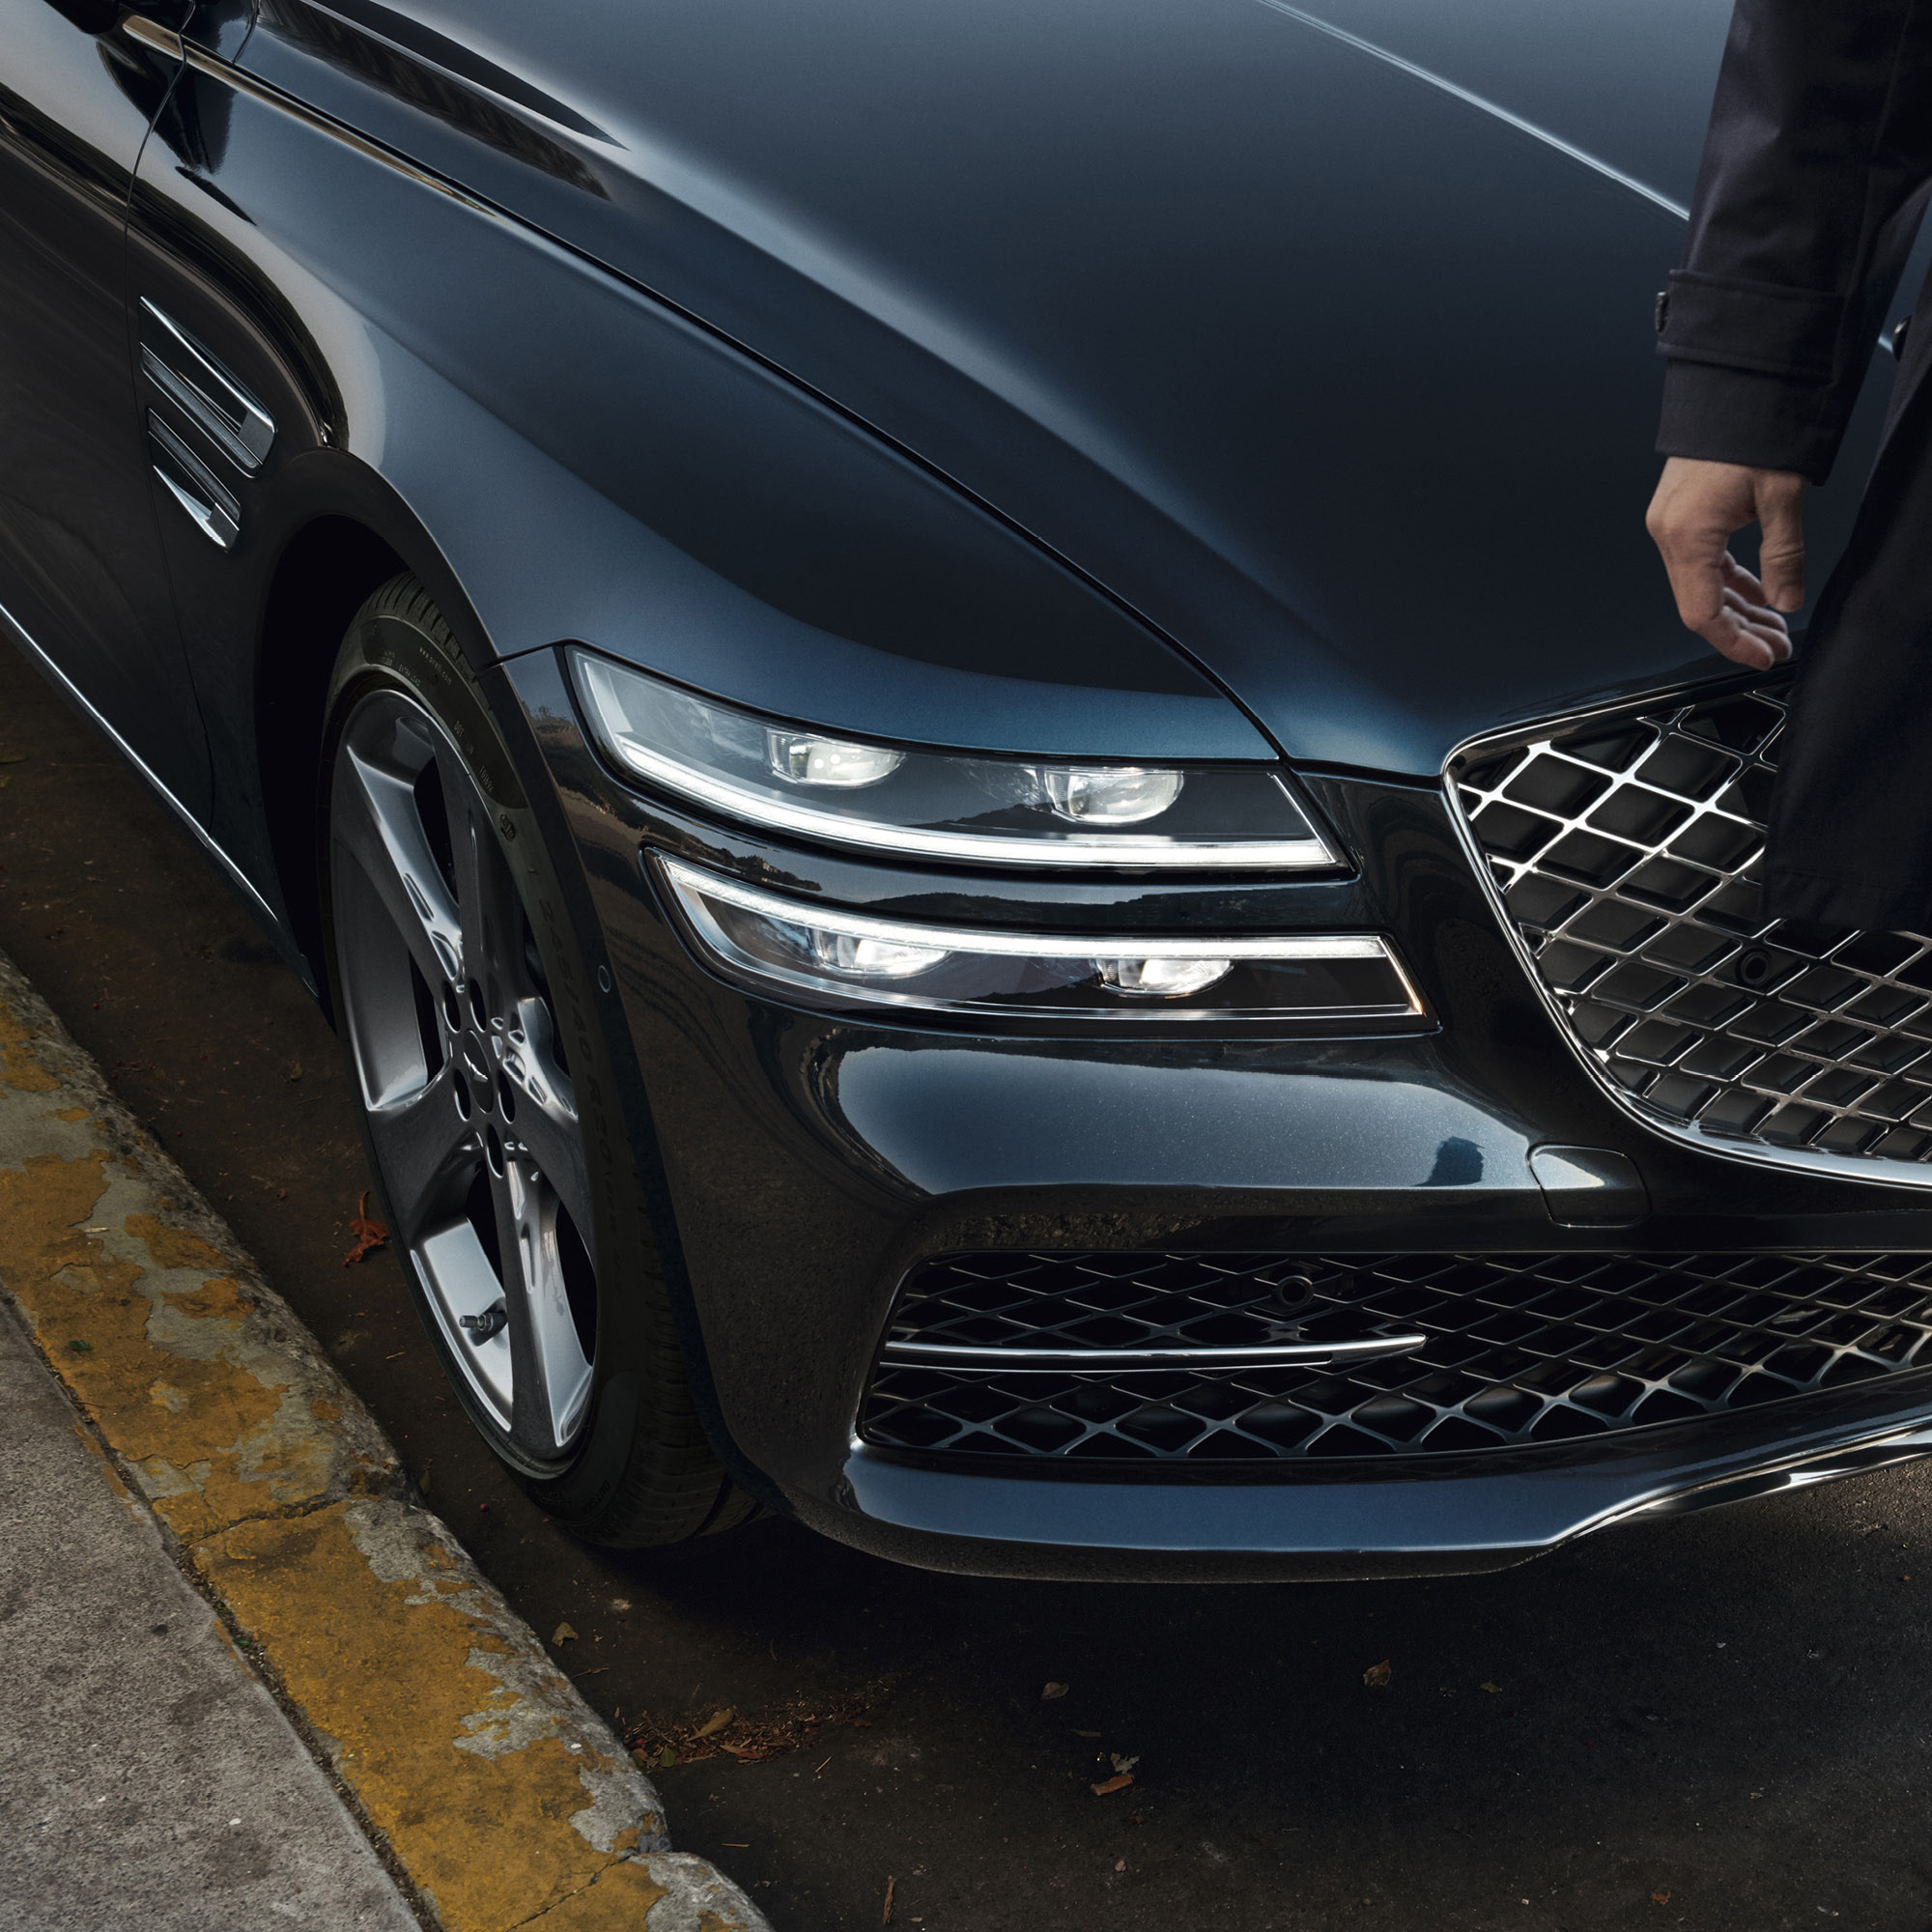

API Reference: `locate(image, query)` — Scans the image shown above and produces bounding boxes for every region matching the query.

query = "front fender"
[130,32,1270,764]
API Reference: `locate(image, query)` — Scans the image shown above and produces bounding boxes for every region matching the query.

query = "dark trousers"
[1766,349,1932,932]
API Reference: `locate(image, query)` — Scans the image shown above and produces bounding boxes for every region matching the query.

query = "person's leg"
[1763,390,1932,931]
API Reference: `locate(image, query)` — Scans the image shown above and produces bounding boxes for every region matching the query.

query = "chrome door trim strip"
[880,1333,1429,1370]
[1440,674,1932,1195]
[119,14,183,58]
[124,14,527,235]
[0,595,278,927]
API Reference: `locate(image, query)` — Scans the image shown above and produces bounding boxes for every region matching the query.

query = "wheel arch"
[249,457,511,1005]
[254,514,407,995]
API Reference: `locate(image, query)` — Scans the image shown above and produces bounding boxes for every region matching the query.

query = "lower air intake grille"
[859,1249,1932,1462]
[1454,674,1932,1169]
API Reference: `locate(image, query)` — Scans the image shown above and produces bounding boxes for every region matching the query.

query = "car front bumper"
[817,1378,1932,1581]
[499,650,1932,1578]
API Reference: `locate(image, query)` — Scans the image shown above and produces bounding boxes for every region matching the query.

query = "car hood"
[247,0,1860,774]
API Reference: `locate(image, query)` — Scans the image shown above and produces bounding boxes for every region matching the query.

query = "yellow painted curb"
[0,952,770,1932]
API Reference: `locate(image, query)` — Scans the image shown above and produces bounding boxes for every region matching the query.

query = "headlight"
[658,859,1424,1023]
[571,651,1336,870]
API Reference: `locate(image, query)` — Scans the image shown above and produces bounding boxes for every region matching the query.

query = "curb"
[0,947,771,1932]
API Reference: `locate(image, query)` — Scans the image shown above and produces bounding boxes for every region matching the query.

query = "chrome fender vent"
[138,299,274,549]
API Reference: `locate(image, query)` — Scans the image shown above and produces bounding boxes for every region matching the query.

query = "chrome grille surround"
[860,1249,1932,1461]
[1449,672,1932,1182]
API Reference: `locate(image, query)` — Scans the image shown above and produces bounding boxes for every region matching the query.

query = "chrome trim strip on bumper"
[879,1332,1429,1371]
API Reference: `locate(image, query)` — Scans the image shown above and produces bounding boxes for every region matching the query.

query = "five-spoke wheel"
[332,687,598,1465]
[321,575,754,1542]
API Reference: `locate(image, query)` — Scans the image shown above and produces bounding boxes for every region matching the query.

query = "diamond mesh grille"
[1454,676,1932,1167]
[859,1249,1932,1462]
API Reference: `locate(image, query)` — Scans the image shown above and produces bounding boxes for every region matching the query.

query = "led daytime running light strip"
[661,858,1423,1001]
[607,737,1334,869]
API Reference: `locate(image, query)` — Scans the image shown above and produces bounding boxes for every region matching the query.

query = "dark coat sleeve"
[1657,0,1932,482]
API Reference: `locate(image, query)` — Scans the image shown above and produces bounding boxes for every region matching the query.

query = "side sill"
[0,593,285,941]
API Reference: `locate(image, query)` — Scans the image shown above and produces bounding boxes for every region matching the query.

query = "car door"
[0,0,211,821]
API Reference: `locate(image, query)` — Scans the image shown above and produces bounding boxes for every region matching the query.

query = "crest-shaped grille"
[1454,677,1932,1169]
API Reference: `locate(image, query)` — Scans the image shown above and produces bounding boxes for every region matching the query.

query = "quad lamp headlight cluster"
[570,652,1421,1023]
[571,650,1334,869]
[657,860,1421,1022]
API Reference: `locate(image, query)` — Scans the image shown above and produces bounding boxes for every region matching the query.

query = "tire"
[319,573,756,1545]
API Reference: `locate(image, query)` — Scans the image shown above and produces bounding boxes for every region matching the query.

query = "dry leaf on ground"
[342,1191,388,1266]
[1041,1682,1069,1699]
[1479,1681,1502,1693]
[552,1622,579,1646]
[626,1682,888,1766]
[1363,1660,1392,1688]
[1092,1772,1135,1796]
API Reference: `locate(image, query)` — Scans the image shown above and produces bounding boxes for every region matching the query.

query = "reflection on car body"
[8,0,1932,1577]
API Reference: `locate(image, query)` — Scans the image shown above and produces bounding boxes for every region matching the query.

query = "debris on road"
[1363,1659,1392,1688]
[627,1682,887,1766]
[1092,1772,1134,1796]
[1041,1681,1069,1699]
[341,1191,387,1265]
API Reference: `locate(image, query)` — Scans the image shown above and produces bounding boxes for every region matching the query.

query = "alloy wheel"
[331,690,598,1463]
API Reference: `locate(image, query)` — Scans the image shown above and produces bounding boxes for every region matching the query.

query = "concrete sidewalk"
[0,1293,416,1929]
[0,946,769,1932]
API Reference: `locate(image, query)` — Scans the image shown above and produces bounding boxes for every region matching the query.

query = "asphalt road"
[5,638,1930,1932]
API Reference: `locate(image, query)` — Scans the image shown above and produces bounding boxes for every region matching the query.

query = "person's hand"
[1644,457,1806,668]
